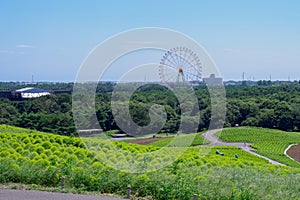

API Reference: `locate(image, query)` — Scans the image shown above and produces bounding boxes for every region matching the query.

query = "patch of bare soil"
[286,144,300,163]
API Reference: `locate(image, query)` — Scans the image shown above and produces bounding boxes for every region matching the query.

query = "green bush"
[42,141,52,149]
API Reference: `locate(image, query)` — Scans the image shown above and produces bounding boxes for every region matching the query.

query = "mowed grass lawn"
[217,127,300,167]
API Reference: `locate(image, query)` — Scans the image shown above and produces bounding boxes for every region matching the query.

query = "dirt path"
[0,189,126,200]
[201,129,286,166]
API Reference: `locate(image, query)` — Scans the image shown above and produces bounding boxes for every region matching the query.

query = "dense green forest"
[1,82,300,135]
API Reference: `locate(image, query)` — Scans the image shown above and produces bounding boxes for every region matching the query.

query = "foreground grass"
[217,127,300,167]
[1,125,300,199]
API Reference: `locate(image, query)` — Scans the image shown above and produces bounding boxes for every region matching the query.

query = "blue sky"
[0,0,300,81]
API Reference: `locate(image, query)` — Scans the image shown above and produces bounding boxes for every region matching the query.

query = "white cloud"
[16,44,35,48]
[0,50,14,54]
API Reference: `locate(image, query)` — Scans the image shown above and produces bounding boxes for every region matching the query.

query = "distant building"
[189,80,201,86]
[203,74,223,85]
[14,87,51,99]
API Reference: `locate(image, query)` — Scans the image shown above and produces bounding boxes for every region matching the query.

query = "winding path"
[201,129,286,166]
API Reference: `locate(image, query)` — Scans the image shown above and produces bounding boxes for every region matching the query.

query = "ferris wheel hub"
[178,67,184,73]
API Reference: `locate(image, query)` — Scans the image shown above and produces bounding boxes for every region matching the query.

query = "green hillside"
[1,125,300,199]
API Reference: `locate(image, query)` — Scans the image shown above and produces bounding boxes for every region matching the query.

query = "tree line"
[1,82,300,135]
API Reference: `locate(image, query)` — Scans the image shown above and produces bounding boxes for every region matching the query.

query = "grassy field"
[147,132,209,147]
[1,125,300,199]
[123,132,209,147]
[217,127,300,167]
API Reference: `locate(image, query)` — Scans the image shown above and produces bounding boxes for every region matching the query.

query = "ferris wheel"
[159,47,202,86]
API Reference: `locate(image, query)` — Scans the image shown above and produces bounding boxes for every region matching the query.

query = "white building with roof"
[15,87,51,99]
